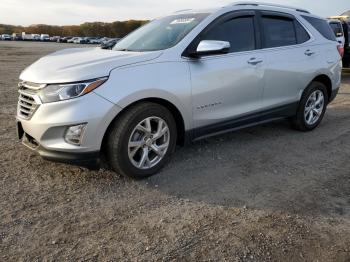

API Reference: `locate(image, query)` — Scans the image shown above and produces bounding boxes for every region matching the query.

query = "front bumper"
[20,130,100,168]
[17,122,99,168]
[37,146,99,165]
[16,91,122,166]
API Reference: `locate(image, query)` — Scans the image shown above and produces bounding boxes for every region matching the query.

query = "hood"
[20,48,162,84]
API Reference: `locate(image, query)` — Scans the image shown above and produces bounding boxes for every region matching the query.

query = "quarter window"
[201,16,256,53]
[302,16,336,41]
[295,21,310,44]
[262,16,297,48]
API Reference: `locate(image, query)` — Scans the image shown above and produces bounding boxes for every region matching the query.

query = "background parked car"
[58,36,72,43]
[1,34,12,40]
[40,34,50,42]
[73,37,89,44]
[32,34,40,41]
[99,37,111,44]
[87,37,102,44]
[22,32,33,41]
[328,19,345,46]
[329,15,350,68]
[50,36,61,42]
[67,37,79,43]
[12,33,22,41]
[100,38,120,49]
[341,18,350,68]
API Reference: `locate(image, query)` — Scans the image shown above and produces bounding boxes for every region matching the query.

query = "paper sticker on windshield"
[171,18,195,24]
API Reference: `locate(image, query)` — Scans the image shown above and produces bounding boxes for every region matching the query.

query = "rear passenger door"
[258,11,314,112]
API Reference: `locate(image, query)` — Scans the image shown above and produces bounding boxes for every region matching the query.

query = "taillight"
[337,45,344,58]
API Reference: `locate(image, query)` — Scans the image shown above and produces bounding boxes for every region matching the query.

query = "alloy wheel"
[128,116,170,169]
[304,90,325,126]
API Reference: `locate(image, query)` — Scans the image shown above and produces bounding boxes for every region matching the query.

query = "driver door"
[187,11,266,139]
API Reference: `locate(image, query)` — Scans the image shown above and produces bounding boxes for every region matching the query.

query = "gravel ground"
[1,41,350,261]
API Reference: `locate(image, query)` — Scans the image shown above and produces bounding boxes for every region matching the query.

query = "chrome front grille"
[17,85,41,120]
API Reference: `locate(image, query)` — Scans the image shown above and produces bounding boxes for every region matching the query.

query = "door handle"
[304,50,315,56]
[247,58,263,65]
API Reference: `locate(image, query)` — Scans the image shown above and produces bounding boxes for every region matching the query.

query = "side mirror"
[194,40,230,57]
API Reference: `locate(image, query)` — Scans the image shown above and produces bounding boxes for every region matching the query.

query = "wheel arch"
[101,98,187,154]
[309,74,333,102]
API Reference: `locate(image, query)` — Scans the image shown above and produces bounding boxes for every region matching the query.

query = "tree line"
[0,20,149,37]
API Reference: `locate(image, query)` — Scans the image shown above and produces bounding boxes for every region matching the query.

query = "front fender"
[94,61,193,131]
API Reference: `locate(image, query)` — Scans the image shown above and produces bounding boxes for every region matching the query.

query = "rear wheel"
[292,81,328,131]
[106,102,177,179]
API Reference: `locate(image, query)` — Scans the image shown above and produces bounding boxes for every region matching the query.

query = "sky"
[1,0,349,26]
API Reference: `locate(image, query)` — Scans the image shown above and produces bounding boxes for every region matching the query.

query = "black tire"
[106,102,177,179]
[292,81,328,131]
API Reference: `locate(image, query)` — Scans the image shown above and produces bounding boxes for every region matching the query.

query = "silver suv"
[16,2,342,178]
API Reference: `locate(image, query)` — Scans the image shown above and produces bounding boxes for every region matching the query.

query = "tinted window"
[201,16,256,53]
[329,22,344,37]
[262,16,297,48]
[302,16,337,41]
[295,21,310,44]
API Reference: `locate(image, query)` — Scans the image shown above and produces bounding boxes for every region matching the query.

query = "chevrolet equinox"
[16,2,342,178]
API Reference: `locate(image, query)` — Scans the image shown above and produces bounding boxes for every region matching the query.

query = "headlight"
[39,77,107,103]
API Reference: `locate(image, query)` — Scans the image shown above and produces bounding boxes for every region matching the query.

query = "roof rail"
[231,1,310,14]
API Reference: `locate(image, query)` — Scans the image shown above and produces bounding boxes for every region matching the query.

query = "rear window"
[329,22,344,37]
[302,16,336,41]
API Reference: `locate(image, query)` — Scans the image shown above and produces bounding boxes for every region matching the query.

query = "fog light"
[65,124,87,145]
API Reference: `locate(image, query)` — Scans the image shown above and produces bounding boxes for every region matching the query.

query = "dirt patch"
[1,41,350,261]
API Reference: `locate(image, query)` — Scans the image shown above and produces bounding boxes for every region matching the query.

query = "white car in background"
[74,37,90,44]
[67,37,79,43]
[73,37,83,44]
[99,37,111,44]
[328,19,345,47]
[22,33,34,41]
[40,34,50,41]
[88,37,102,44]
[32,34,40,41]
[1,34,11,40]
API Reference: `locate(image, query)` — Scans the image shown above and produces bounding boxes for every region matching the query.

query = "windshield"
[113,13,209,52]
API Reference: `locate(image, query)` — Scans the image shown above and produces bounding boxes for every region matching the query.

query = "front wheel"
[292,81,328,131]
[106,102,177,179]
